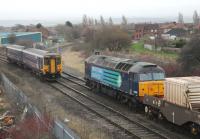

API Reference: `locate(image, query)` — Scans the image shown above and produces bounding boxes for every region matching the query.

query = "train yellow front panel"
[139,81,164,97]
[57,64,62,72]
[50,59,56,73]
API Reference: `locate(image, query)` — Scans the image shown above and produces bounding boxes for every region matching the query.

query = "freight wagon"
[85,54,165,106]
[6,45,62,80]
[143,77,200,135]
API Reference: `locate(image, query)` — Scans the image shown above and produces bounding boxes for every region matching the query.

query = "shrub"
[179,35,200,72]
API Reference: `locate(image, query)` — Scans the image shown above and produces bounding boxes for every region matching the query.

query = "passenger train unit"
[6,45,62,80]
[85,54,165,105]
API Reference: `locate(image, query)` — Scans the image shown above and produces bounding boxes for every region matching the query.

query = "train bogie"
[143,95,200,135]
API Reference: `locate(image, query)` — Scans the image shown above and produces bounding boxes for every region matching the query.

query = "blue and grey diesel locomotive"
[6,45,62,80]
[85,54,165,105]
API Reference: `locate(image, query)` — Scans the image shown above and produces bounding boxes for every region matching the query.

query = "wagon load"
[164,76,200,111]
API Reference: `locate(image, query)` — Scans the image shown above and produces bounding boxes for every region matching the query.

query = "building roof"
[0,32,41,38]
[160,22,186,30]
[135,24,159,30]
[165,28,187,37]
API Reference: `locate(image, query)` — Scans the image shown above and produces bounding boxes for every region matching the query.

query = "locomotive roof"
[86,55,163,73]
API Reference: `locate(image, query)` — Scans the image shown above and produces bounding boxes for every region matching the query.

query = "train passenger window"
[139,73,153,81]
[152,73,165,80]
[56,57,61,64]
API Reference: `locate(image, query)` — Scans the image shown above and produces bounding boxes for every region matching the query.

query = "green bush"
[175,39,186,48]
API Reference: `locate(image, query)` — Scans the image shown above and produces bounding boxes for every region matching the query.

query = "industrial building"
[0,32,42,45]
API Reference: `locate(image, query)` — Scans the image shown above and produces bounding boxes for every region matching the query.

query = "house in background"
[133,24,160,40]
[160,22,186,33]
[162,28,188,40]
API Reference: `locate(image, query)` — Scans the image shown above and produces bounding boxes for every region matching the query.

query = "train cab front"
[138,72,165,99]
[42,54,62,81]
[134,64,165,101]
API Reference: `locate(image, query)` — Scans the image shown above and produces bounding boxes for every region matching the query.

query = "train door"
[129,73,134,95]
[130,73,139,96]
[50,58,56,73]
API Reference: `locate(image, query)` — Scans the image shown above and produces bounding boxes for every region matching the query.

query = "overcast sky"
[0,0,200,20]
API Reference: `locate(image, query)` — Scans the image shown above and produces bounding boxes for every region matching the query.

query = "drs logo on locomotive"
[91,66,122,88]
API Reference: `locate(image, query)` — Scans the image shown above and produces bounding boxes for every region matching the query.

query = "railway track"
[0,54,8,63]
[61,72,89,89]
[51,73,170,139]
[62,72,85,82]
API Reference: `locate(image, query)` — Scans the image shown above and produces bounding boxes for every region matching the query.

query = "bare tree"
[100,16,105,26]
[8,34,17,44]
[82,14,88,26]
[193,10,200,25]
[94,19,98,25]
[92,27,131,51]
[121,15,128,25]
[109,17,113,26]
[88,18,94,26]
[16,40,33,48]
[178,13,184,24]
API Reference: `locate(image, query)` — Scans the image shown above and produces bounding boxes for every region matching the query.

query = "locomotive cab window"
[152,72,165,80]
[139,72,165,81]
[139,73,153,81]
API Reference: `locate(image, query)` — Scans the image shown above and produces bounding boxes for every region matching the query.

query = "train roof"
[6,45,25,51]
[23,48,60,58]
[23,48,48,57]
[86,55,163,73]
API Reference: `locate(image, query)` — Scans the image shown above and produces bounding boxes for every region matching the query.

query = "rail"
[61,72,90,90]
[0,54,8,63]
[50,74,169,139]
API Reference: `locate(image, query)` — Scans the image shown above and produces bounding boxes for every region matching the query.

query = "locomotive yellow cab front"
[138,72,165,99]
[139,81,164,97]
